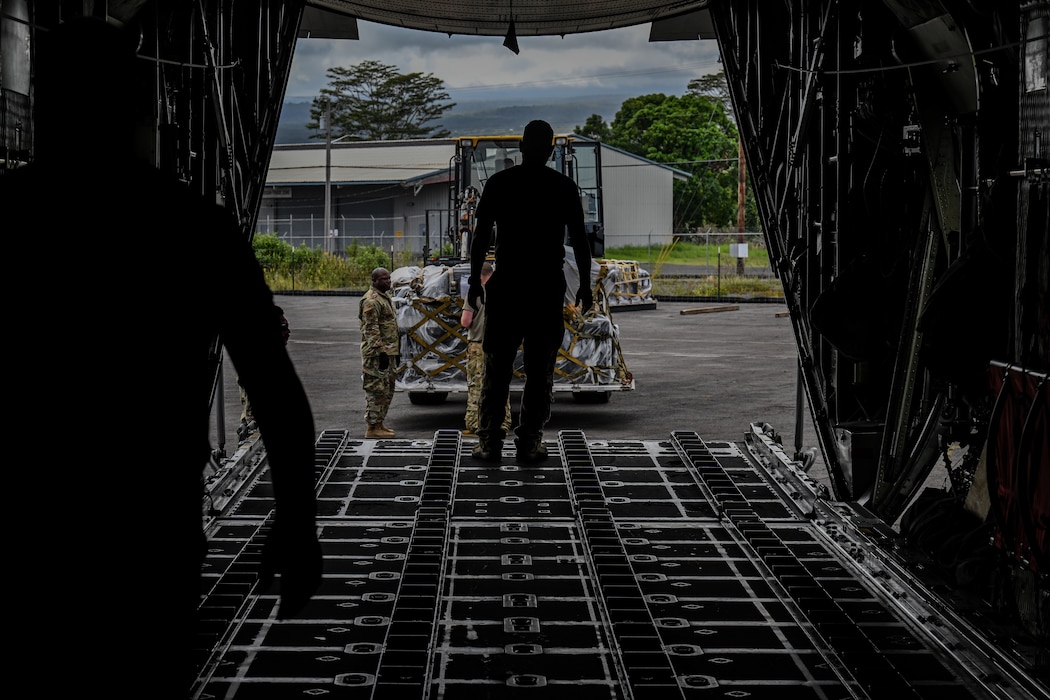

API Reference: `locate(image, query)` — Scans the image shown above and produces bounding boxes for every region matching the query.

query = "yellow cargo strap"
[403,296,469,379]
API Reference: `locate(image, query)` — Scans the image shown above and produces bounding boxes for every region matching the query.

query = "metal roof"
[267,139,455,186]
[79,2,717,44]
[304,0,713,38]
[266,137,692,187]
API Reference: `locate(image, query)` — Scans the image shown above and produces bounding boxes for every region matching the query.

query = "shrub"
[344,241,391,275]
[253,234,394,291]
[252,233,292,272]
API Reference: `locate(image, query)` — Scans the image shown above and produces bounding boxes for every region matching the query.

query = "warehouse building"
[259,136,688,257]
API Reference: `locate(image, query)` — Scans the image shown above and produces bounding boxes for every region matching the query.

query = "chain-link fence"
[253,214,430,260]
[616,231,768,273]
[253,214,767,273]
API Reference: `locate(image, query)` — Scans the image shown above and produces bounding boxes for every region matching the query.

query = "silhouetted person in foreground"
[467,119,593,463]
[3,18,321,699]
[239,304,291,440]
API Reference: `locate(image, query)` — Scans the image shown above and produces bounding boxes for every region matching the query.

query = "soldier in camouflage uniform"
[359,267,400,438]
[461,262,511,437]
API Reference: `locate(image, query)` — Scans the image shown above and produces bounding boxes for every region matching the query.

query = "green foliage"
[253,233,392,291]
[343,241,392,277]
[308,60,456,141]
[390,249,418,270]
[427,242,456,260]
[573,113,612,141]
[605,241,769,271]
[606,90,758,232]
[251,232,292,271]
[687,71,734,120]
[252,236,779,297]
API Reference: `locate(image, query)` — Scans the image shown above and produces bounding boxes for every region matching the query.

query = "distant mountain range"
[275,93,630,144]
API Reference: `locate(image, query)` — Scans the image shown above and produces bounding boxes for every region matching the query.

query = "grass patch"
[254,234,782,298]
[653,274,783,299]
[604,240,770,276]
[603,239,782,298]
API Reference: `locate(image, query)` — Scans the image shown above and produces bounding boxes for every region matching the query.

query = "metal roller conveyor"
[193,430,1045,699]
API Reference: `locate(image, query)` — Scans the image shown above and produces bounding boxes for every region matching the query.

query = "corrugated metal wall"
[599,145,676,248]
[260,141,680,253]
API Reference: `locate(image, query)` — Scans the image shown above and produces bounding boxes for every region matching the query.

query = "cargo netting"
[595,258,656,307]
[393,248,636,394]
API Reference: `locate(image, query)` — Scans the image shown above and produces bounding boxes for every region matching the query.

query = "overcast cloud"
[286,20,723,103]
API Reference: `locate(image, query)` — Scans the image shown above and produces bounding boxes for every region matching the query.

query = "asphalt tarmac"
[210,294,830,485]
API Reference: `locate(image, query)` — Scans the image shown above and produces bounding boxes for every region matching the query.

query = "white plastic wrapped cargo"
[393,247,635,404]
[596,259,656,308]
[391,265,469,398]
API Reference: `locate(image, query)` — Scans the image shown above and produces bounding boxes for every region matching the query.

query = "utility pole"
[324,98,332,255]
[737,137,746,275]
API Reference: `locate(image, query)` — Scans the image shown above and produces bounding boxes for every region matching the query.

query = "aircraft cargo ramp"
[193,427,1047,699]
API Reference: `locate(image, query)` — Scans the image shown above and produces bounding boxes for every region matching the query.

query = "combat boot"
[471,441,503,462]
[377,422,396,437]
[515,439,548,464]
[366,423,394,438]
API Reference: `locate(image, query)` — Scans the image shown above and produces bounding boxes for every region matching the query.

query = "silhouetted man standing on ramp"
[467,119,593,463]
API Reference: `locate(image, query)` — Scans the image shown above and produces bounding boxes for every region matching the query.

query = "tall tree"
[687,70,734,119]
[308,60,456,141]
[573,113,612,141]
[608,92,746,231]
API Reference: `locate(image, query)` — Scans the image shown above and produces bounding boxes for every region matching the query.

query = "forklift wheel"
[408,392,449,405]
[572,392,611,404]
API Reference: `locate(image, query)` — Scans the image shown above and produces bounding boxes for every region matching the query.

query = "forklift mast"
[448,135,605,261]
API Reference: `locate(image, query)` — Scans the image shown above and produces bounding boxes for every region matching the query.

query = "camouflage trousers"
[238,383,253,423]
[465,341,511,433]
[362,355,396,426]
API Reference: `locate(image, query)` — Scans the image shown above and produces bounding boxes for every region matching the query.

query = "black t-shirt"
[472,162,588,281]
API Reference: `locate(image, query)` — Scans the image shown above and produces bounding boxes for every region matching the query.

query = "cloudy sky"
[285,20,724,103]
